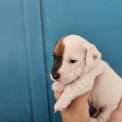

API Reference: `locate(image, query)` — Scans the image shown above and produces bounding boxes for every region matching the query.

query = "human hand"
[54,76,99,122]
[89,99,122,122]
[54,90,91,122]
[109,99,122,122]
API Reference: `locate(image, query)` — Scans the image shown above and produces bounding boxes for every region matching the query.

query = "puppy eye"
[70,59,77,63]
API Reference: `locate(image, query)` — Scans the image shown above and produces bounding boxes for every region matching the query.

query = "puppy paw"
[54,99,70,111]
[52,82,66,93]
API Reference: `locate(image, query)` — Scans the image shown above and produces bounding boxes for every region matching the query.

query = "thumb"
[109,99,122,122]
[83,75,100,100]
[92,75,100,88]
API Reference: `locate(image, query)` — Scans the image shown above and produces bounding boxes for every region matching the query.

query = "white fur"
[51,34,122,122]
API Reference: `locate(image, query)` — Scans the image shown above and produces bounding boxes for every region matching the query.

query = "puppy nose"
[53,73,60,80]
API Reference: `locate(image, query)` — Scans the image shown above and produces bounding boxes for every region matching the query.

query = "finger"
[54,92,62,101]
[92,75,100,88]
[109,99,122,122]
[116,98,122,114]
[82,75,100,101]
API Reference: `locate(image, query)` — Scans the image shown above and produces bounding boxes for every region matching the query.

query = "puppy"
[50,34,122,122]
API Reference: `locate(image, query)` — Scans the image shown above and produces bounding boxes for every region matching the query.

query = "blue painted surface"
[0,0,122,122]
[0,0,49,122]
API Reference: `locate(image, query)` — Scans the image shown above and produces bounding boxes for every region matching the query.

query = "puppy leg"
[90,105,118,122]
[92,108,101,118]
[52,81,66,93]
[54,76,95,111]
[89,106,97,117]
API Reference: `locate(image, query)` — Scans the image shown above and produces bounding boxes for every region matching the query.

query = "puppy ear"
[83,44,101,73]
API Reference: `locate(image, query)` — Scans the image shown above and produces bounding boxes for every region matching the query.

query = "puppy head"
[51,34,101,84]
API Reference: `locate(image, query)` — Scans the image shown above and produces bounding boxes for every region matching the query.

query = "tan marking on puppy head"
[54,37,66,56]
[93,55,98,60]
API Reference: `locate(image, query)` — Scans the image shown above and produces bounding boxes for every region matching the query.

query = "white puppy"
[50,34,122,122]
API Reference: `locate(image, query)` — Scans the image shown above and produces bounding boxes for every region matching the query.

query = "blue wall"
[0,0,122,122]
[0,0,49,122]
